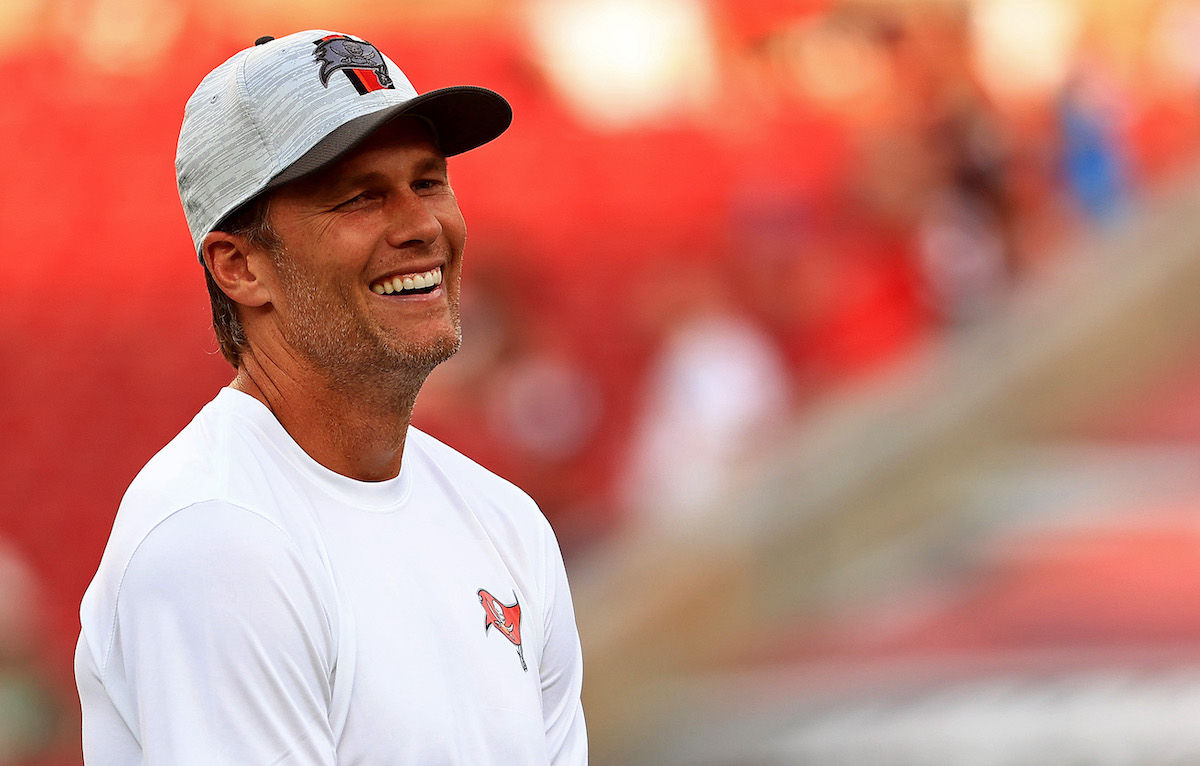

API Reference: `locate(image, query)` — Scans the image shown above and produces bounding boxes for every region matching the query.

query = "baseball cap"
[176,30,512,259]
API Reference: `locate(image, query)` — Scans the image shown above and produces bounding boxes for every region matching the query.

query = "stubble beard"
[272,249,462,404]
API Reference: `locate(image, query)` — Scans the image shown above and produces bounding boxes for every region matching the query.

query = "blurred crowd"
[411,0,1200,552]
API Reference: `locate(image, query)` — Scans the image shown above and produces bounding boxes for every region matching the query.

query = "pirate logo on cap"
[313,35,395,94]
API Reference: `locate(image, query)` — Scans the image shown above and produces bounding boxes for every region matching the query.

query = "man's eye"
[413,179,443,192]
[337,193,372,208]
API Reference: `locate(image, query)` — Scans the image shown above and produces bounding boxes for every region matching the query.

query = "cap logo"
[313,35,395,95]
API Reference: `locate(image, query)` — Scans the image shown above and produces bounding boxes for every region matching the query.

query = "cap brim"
[268,85,512,190]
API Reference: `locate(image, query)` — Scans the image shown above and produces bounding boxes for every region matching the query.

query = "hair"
[204,194,281,368]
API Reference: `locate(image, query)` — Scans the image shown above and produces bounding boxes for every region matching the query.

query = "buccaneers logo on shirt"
[478,589,526,671]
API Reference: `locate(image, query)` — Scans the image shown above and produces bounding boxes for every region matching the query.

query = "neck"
[232,353,425,482]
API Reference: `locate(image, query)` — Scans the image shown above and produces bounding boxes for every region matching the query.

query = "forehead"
[282,116,445,193]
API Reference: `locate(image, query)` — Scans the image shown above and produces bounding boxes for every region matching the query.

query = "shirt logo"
[312,35,395,95]
[478,589,526,671]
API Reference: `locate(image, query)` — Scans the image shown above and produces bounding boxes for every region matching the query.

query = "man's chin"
[386,331,461,374]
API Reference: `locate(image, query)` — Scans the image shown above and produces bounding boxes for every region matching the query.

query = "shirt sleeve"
[107,500,336,765]
[538,524,588,765]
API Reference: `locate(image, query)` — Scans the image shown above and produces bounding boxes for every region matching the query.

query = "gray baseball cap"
[176,29,512,259]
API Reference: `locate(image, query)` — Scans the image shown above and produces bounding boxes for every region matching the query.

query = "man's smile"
[369,266,443,296]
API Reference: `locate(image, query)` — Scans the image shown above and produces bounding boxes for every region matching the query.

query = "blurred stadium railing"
[573,160,1200,764]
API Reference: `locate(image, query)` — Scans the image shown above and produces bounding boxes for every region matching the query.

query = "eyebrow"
[310,154,450,200]
[412,154,449,177]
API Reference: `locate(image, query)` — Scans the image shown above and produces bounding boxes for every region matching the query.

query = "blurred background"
[6,0,1200,762]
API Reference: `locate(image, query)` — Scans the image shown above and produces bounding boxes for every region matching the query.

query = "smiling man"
[75,30,587,765]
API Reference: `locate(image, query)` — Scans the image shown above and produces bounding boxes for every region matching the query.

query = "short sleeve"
[103,500,336,765]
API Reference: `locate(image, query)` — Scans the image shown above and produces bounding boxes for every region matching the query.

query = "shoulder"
[119,392,245,516]
[407,427,544,520]
[405,427,559,557]
[114,389,300,553]
[406,426,560,560]
[80,499,330,677]
[128,499,301,573]
[116,500,325,619]
[80,391,334,672]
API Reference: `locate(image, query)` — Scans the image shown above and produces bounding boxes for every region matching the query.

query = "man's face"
[259,117,467,385]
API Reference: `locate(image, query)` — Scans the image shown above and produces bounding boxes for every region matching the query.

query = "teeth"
[372,267,443,295]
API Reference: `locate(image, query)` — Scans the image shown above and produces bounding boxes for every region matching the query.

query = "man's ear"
[202,231,274,308]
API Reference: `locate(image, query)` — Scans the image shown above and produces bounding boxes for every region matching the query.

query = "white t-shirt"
[76,387,587,765]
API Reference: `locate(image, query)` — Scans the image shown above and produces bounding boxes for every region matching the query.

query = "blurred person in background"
[1057,54,1131,224]
[74,30,586,765]
[621,264,791,529]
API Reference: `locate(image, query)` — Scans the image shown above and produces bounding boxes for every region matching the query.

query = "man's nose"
[383,191,443,248]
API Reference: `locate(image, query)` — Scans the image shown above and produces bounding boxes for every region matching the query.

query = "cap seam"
[234,48,278,189]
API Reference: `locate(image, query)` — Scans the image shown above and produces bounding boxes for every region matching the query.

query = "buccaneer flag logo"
[312,35,395,95]
[478,589,526,671]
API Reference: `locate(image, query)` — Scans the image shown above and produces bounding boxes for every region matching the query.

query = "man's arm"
[93,500,336,765]
[539,526,588,765]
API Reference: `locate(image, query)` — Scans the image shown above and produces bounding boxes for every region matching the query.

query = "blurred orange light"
[523,0,717,130]
[970,0,1082,104]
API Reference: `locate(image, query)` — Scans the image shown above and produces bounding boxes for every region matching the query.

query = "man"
[75,29,587,765]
